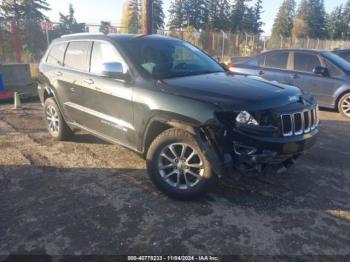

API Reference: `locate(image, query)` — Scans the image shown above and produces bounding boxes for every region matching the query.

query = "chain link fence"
[2,19,350,65]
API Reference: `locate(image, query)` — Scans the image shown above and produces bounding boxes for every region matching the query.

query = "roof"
[53,33,179,44]
[261,48,327,54]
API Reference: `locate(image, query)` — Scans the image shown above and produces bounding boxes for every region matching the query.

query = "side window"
[90,42,124,74]
[46,43,67,66]
[264,52,288,69]
[247,55,265,66]
[294,53,321,73]
[64,41,90,71]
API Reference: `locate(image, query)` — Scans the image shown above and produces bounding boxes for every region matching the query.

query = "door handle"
[84,79,94,85]
[55,71,62,76]
[259,70,265,76]
[95,86,101,91]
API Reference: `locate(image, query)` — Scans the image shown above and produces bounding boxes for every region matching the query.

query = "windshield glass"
[118,38,224,79]
[322,51,350,73]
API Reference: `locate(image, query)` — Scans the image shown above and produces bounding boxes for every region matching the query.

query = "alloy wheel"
[158,143,205,190]
[341,95,350,117]
[46,105,60,134]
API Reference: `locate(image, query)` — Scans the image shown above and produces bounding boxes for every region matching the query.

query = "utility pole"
[142,0,153,35]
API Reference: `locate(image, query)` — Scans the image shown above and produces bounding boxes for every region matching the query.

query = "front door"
[81,41,135,148]
[291,52,343,106]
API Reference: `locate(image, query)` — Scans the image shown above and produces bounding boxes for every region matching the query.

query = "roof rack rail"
[61,32,104,38]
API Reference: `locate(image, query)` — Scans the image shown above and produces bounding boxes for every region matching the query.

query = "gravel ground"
[0,102,349,256]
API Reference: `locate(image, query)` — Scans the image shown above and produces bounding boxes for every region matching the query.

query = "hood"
[157,72,304,111]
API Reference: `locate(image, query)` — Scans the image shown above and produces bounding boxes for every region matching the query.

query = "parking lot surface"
[0,102,349,256]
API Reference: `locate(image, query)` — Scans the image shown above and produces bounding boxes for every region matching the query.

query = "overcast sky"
[45,0,347,36]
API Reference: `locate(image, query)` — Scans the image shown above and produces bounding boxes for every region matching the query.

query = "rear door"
[60,41,92,122]
[83,40,135,148]
[261,51,293,84]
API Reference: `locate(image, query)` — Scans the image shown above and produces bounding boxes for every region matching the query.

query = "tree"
[207,0,231,31]
[292,18,307,38]
[343,0,350,40]
[129,0,140,33]
[326,5,344,39]
[252,0,264,35]
[0,0,51,61]
[230,0,251,33]
[271,0,296,38]
[99,21,111,35]
[168,0,209,31]
[168,0,185,29]
[20,0,50,60]
[296,0,326,39]
[55,4,87,35]
[152,0,164,32]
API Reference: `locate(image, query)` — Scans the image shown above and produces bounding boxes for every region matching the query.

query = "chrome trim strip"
[65,102,135,131]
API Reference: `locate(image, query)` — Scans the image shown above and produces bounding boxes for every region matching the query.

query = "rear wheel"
[44,98,73,141]
[338,93,350,118]
[147,128,216,200]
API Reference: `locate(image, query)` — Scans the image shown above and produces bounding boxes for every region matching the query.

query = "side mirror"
[101,62,128,80]
[313,66,328,76]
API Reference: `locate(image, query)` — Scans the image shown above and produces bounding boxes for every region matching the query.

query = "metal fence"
[158,30,350,62]
[2,19,350,65]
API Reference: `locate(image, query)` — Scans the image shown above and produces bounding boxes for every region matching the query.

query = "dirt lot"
[0,102,349,256]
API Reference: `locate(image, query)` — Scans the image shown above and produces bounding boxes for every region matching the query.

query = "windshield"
[322,51,350,73]
[118,38,224,79]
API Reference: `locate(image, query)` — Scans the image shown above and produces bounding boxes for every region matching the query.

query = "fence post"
[280,34,283,49]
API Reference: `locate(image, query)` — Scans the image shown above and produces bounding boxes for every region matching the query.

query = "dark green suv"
[38,33,319,199]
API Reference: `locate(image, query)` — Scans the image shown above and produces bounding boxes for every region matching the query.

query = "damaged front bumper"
[197,126,318,179]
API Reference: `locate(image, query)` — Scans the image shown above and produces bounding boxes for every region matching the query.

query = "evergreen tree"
[0,0,50,60]
[252,0,264,35]
[308,0,326,38]
[296,0,326,38]
[168,0,209,31]
[326,5,343,39]
[271,0,296,38]
[230,0,251,33]
[99,21,111,35]
[152,0,165,32]
[343,0,350,40]
[128,0,140,33]
[55,4,87,35]
[208,0,231,31]
[168,0,185,29]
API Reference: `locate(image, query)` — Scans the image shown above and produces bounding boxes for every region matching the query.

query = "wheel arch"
[335,89,350,111]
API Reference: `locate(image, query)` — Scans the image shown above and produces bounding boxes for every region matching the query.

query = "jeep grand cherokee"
[38,34,319,199]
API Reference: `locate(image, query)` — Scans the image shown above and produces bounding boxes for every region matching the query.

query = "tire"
[44,98,73,141]
[146,128,216,200]
[338,93,350,118]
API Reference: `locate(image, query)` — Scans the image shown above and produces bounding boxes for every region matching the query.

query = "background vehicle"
[38,34,319,199]
[229,49,350,118]
[333,49,350,62]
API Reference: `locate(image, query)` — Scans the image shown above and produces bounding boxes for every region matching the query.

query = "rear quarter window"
[64,41,90,71]
[46,43,68,66]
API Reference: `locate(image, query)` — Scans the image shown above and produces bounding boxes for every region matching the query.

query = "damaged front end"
[197,104,319,180]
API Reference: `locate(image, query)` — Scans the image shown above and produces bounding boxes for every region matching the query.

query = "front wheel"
[146,128,216,200]
[338,93,350,118]
[44,98,73,141]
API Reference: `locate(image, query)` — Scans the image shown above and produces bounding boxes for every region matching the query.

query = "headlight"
[236,111,259,126]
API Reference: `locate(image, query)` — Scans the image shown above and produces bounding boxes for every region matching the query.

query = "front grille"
[281,107,319,137]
